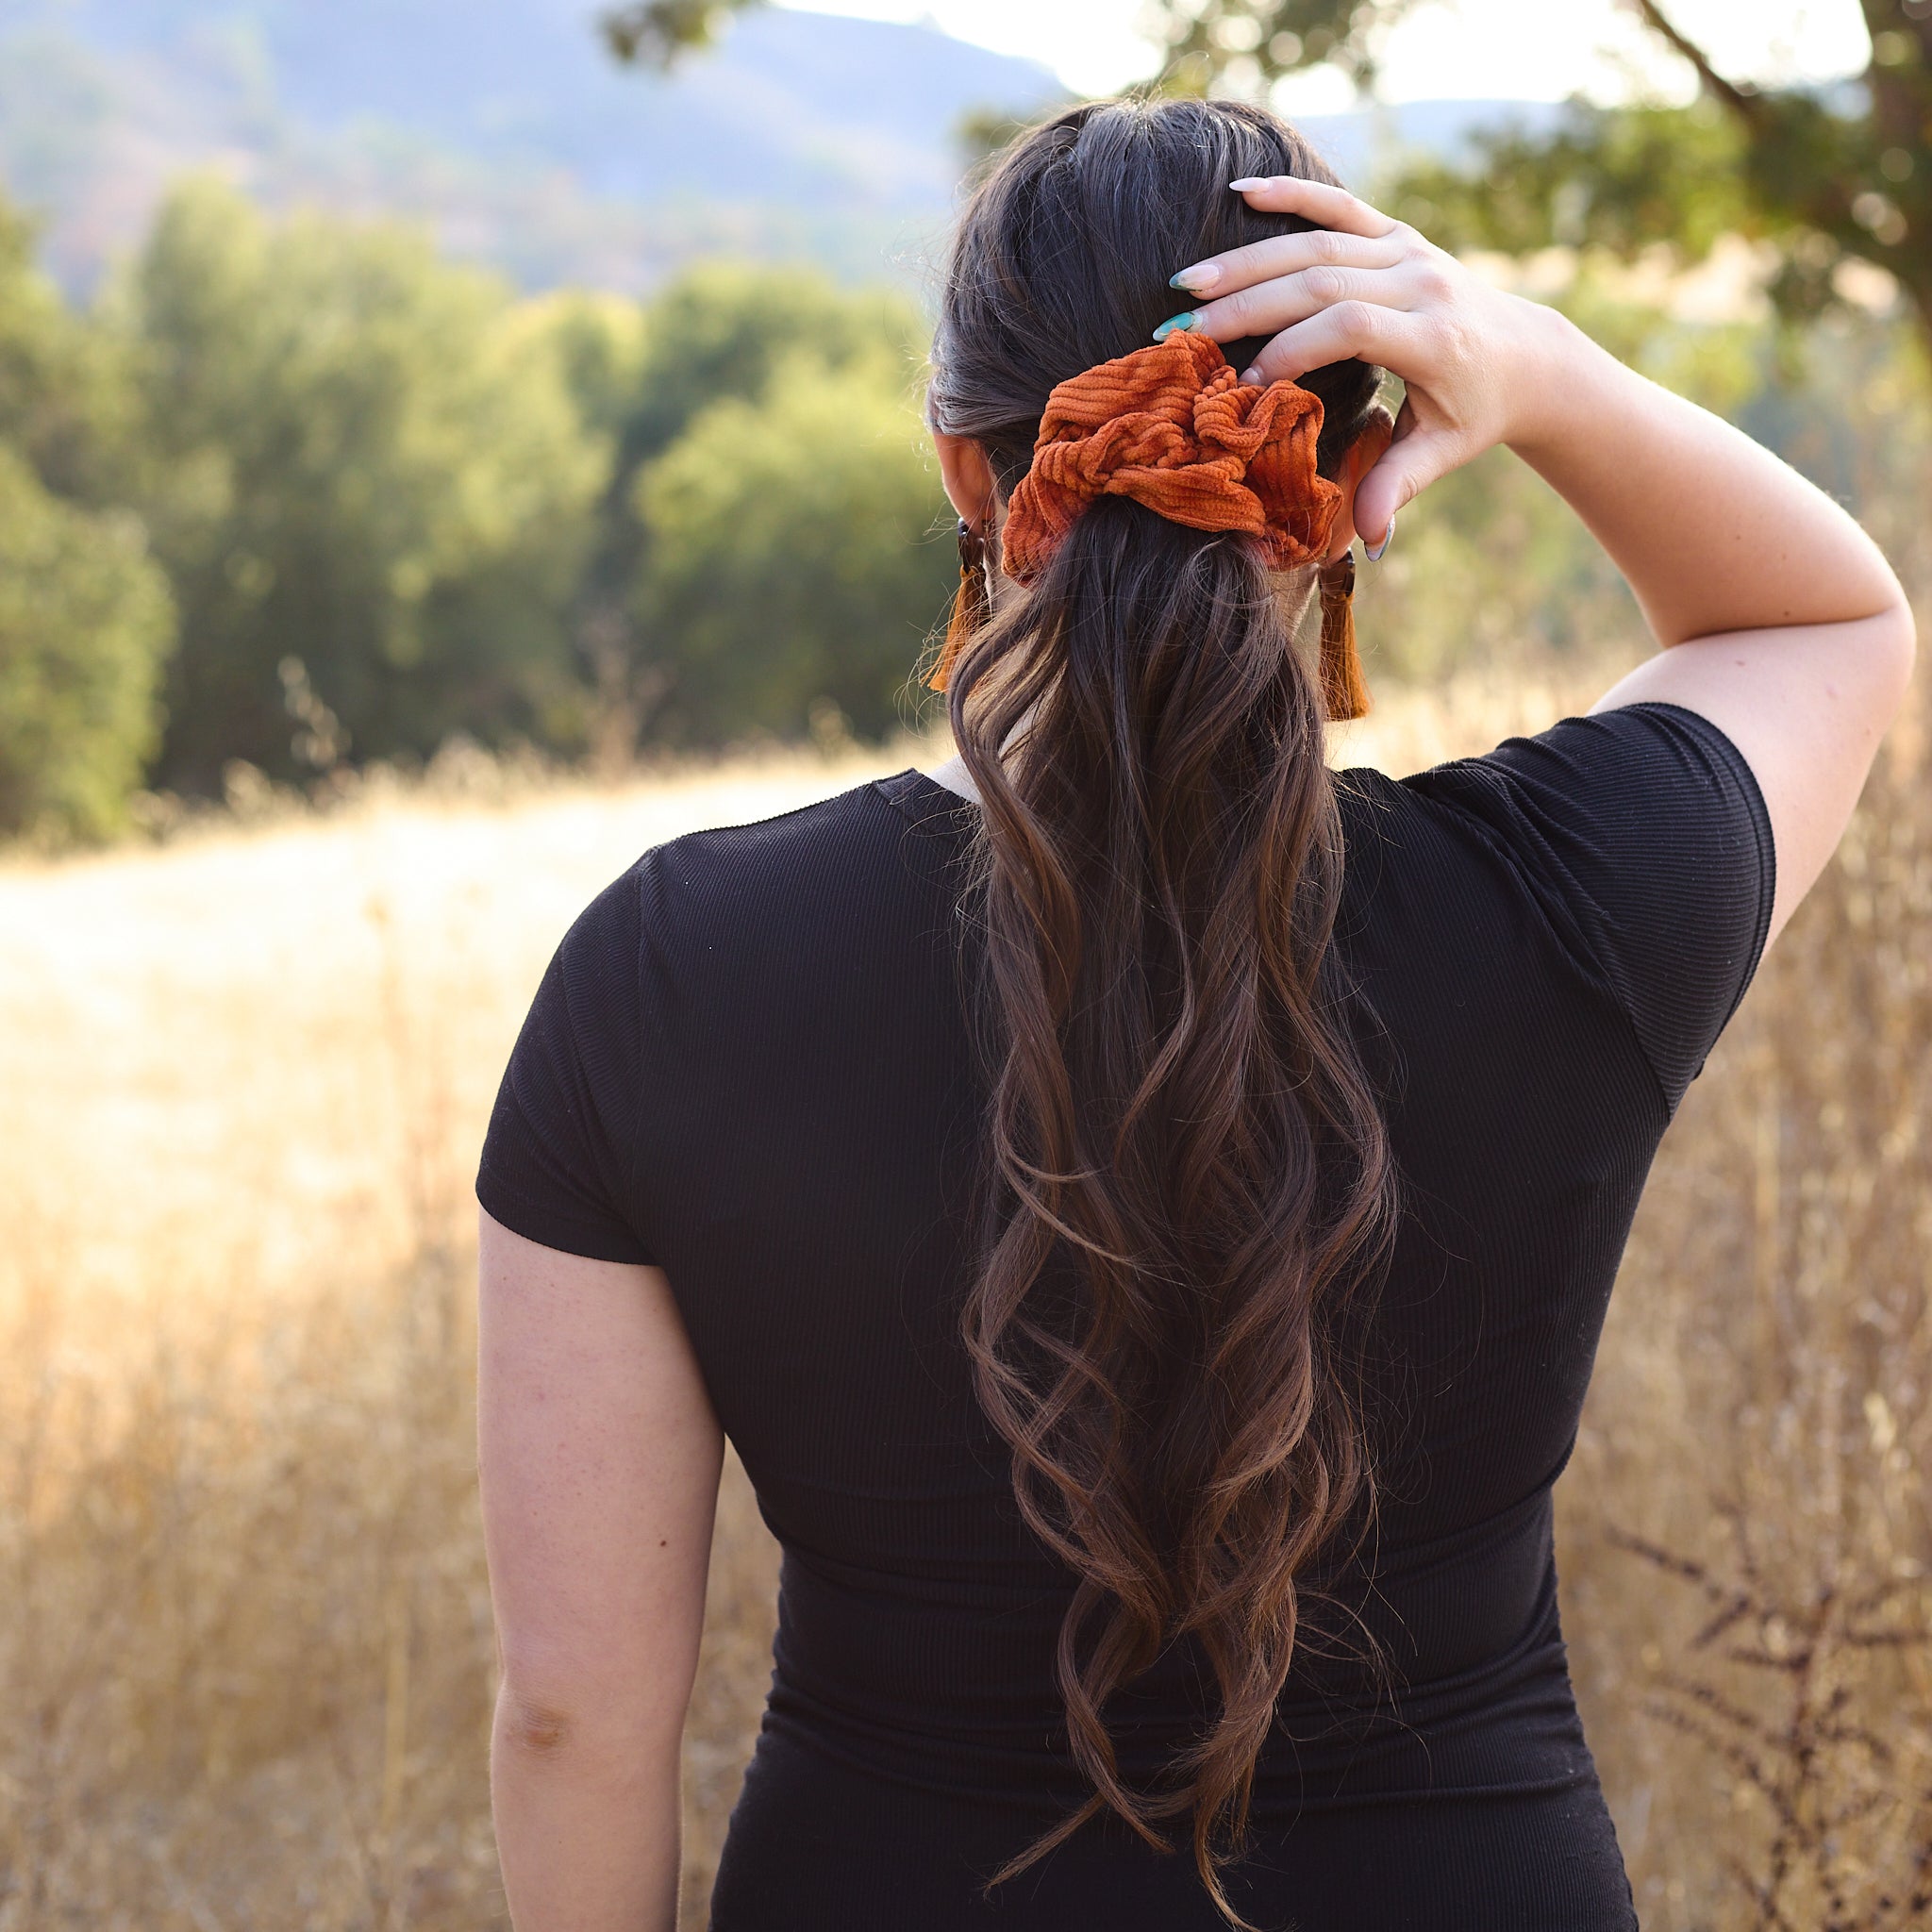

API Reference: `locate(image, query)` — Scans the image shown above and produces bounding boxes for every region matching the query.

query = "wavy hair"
[926,97,1400,1920]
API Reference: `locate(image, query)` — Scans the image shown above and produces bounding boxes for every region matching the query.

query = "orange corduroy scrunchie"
[1003,328,1342,580]
[931,329,1369,716]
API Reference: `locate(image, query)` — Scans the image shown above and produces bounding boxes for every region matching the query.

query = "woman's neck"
[923,750,980,803]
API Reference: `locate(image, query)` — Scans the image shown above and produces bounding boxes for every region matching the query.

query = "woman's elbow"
[492,1656,685,1774]
[1846,596,1919,740]
[1886,597,1919,699]
[497,1683,583,1761]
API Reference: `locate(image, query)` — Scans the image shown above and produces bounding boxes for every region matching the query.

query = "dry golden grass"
[4,667,1929,1930]
[1561,675,1932,1932]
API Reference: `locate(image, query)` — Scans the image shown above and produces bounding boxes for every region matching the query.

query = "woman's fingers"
[1174,258,1432,351]
[1171,226,1403,300]
[1352,404,1469,548]
[1224,294,1415,385]
[1226,175,1401,240]
[1154,183,1522,526]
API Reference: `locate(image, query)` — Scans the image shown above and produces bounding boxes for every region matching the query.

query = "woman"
[475,99,1912,1931]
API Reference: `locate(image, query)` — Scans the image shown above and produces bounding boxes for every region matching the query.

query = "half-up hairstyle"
[927,97,1399,1921]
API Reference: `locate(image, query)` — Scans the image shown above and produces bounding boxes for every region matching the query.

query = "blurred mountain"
[0,0,1064,291]
[1294,98,1566,189]
[0,0,1560,296]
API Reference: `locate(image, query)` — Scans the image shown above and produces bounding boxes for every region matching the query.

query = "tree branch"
[1861,0,1932,72]
[1629,0,1878,276]
[1628,0,1767,128]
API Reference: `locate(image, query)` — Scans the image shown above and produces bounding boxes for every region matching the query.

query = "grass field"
[5,666,1932,1930]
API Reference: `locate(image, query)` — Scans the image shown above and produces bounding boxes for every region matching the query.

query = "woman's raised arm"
[1167,175,1916,946]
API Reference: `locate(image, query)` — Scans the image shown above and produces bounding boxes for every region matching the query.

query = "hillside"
[0,0,1560,295]
[0,0,1063,291]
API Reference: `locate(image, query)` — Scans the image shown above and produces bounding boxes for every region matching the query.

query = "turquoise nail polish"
[1152,311,1197,341]
[1168,272,1189,289]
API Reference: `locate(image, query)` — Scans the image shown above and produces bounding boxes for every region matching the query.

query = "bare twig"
[1625,0,1767,125]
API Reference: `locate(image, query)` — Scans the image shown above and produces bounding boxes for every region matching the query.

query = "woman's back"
[479,700,1771,1928]
[474,93,1910,1932]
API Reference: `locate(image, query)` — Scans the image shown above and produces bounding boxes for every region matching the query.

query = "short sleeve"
[475,868,655,1265]
[1400,701,1775,1111]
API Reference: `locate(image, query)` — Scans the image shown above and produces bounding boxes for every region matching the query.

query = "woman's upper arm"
[477,1208,723,1740]
[1589,606,1916,947]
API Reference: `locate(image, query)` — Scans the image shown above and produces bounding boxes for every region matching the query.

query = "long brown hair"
[926,97,1400,1917]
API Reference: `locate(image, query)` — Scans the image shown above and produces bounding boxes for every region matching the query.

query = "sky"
[774,0,1874,105]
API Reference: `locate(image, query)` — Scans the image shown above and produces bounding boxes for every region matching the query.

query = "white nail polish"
[1363,514,1396,562]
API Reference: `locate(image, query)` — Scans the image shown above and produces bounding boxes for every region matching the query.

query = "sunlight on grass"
[7,669,1932,1929]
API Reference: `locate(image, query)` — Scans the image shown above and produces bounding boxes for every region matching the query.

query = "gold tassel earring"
[1317,549,1370,722]
[927,518,990,694]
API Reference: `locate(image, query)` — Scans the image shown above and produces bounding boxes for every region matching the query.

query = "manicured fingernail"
[1227,177,1268,191]
[1152,311,1197,341]
[1239,366,1264,386]
[1363,513,1396,561]
[1170,264,1219,293]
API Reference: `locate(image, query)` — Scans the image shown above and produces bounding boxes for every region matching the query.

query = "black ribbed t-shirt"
[478,701,1773,1931]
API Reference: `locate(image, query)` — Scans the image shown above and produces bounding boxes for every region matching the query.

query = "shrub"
[635,348,955,743]
[123,180,604,791]
[0,445,172,840]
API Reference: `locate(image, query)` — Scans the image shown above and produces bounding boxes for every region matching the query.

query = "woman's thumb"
[1352,429,1457,553]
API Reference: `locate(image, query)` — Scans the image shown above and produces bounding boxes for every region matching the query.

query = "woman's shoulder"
[477,773,960,1263]
[1342,698,1760,815]
[570,770,955,945]
[545,770,973,1053]
[1337,702,1769,885]
[1334,701,1774,1112]
[641,769,932,880]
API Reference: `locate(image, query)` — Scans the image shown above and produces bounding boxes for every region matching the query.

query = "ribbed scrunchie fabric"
[1000,329,1343,583]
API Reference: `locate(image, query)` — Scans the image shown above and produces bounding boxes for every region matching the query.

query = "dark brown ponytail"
[927,97,1399,1922]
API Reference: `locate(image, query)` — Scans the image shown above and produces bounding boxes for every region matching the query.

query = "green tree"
[0,191,170,840]
[542,262,932,756]
[1386,4,1932,344]
[599,0,746,65]
[604,1,1932,350]
[0,196,136,508]
[1155,1,1932,353]
[119,180,605,791]
[0,445,172,840]
[634,348,955,743]
[1137,0,1932,354]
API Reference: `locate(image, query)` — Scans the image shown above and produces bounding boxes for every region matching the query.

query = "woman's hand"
[1163,175,1573,546]
[1166,175,1914,958]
